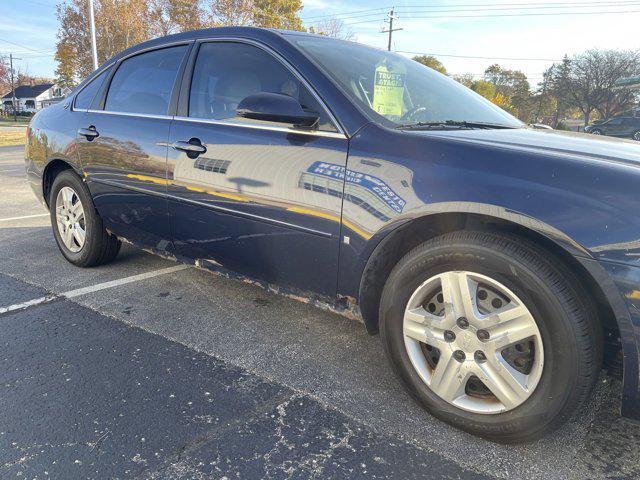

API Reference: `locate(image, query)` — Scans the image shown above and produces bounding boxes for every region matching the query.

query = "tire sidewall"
[380,238,582,438]
[49,170,101,265]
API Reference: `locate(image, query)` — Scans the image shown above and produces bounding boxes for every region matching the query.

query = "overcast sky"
[3,0,640,87]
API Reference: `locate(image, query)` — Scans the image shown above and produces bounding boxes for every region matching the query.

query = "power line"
[364,9,640,21]
[381,8,403,51]
[396,51,563,62]
[0,38,52,54]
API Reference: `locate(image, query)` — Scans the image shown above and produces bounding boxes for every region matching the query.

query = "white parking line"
[0,213,49,222]
[0,264,189,314]
[64,264,188,298]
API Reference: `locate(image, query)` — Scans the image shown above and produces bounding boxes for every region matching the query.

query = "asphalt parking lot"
[1,144,640,479]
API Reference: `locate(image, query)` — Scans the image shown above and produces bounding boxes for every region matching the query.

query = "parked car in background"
[585,116,640,140]
[24,27,640,443]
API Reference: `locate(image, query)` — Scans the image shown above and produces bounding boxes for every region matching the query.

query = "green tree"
[483,64,533,121]
[252,0,303,30]
[412,55,446,75]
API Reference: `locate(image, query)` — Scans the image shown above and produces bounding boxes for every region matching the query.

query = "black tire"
[49,169,121,267]
[591,128,603,135]
[379,231,601,443]
[633,130,640,141]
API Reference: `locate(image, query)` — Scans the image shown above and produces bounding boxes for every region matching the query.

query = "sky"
[2,0,640,88]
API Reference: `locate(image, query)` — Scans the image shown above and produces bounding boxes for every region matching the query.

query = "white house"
[2,83,71,113]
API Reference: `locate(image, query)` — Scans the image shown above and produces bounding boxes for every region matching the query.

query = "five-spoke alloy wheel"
[379,231,601,443]
[403,271,543,414]
[55,186,86,253]
[50,169,121,267]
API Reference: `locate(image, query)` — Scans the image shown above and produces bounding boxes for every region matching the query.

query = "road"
[1,145,639,479]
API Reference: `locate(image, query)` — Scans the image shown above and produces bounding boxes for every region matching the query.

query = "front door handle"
[172,139,207,157]
[78,126,99,140]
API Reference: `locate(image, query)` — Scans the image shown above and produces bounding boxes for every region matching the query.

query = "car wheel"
[50,169,121,267]
[590,129,602,135]
[633,130,640,141]
[379,231,601,443]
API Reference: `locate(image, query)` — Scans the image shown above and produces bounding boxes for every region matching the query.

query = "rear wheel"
[379,231,601,443]
[633,130,640,141]
[590,128,603,135]
[50,170,121,267]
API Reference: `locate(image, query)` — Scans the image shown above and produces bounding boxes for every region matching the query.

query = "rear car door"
[604,117,624,137]
[166,40,349,296]
[77,43,190,248]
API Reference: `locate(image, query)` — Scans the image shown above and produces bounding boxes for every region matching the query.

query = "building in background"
[1,84,70,114]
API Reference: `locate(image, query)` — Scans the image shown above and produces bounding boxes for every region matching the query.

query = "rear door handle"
[172,139,206,156]
[78,126,99,140]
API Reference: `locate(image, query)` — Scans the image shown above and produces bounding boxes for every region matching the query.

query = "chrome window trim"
[87,109,173,121]
[189,36,347,137]
[172,115,346,139]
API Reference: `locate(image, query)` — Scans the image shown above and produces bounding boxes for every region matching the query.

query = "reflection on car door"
[77,44,189,248]
[166,41,349,296]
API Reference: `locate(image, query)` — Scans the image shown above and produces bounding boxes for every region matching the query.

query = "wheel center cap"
[456,329,478,353]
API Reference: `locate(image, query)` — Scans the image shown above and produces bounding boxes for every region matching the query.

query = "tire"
[633,130,640,141]
[379,231,601,443]
[590,129,603,135]
[49,169,121,267]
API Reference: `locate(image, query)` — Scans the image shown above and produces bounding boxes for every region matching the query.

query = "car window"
[188,42,336,132]
[105,45,187,115]
[609,118,623,125]
[74,68,109,110]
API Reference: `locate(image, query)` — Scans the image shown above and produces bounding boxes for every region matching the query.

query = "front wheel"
[633,130,640,141]
[50,170,121,267]
[379,231,601,443]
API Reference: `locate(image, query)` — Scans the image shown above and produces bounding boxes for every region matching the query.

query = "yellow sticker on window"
[372,61,406,118]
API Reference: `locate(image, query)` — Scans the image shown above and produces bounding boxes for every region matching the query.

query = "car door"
[166,40,349,296]
[77,43,190,248]
[604,117,624,137]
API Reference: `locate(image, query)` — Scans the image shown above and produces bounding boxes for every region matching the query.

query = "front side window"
[74,68,109,110]
[189,42,336,131]
[105,45,187,115]
[290,35,523,129]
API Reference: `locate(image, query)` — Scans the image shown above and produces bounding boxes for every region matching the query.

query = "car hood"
[411,127,640,167]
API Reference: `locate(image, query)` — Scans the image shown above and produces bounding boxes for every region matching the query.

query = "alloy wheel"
[633,131,640,141]
[403,271,544,414]
[55,186,86,253]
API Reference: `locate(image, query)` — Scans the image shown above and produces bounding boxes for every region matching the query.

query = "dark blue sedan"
[24,27,640,443]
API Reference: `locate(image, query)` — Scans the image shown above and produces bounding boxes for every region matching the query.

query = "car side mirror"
[236,92,320,129]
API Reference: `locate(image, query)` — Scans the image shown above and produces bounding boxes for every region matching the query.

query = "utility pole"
[88,0,98,70]
[381,8,403,51]
[9,53,20,122]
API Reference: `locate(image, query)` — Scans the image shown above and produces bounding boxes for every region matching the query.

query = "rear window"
[105,45,187,115]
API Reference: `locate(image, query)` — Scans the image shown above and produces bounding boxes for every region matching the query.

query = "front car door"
[77,43,191,249]
[166,39,349,296]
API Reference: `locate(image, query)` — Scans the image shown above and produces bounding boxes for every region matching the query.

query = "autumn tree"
[208,0,254,26]
[483,64,533,121]
[412,55,446,75]
[252,0,303,30]
[55,0,155,86]
[149,0,206,36]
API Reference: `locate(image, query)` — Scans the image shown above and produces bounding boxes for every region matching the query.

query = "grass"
[0,118,31,127]
[0,128,26,147]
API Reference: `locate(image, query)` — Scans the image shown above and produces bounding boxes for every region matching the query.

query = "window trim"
[98,41,193,116]
[177,37,346,138]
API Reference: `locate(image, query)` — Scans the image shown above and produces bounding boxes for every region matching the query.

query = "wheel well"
[358,212,621,375]
[42,159,74,207]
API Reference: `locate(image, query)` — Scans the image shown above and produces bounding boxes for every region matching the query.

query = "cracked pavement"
[2,145,640,479]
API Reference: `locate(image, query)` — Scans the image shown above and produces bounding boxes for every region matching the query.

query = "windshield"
[290,35,523,129]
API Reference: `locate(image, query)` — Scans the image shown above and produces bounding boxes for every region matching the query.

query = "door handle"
[78,126,99,140]
[172,139,206,156]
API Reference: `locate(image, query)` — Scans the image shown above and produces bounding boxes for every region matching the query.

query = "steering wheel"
[400,106,428,123]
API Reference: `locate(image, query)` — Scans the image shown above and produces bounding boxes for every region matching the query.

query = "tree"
[547,49,640,125]
[412,55,446,75]
[208,0,254,26]
[483,64,532,121]
[55,0,153,86]
[149,0,205,36]
[310,17,354,40]
[252,0,304,30]
[453,73,474,88]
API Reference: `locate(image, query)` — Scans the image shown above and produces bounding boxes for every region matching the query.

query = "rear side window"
[105,45,187,115]
[74,68,109,110]
[188,42,336,131]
